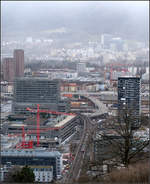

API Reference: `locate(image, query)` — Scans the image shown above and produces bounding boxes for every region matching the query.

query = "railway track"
[63,114,93,183]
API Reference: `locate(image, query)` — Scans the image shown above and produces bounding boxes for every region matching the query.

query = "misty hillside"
[2,1,149,41]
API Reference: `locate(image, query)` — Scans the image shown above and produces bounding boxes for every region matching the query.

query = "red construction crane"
[104,63,131,83]
[9,104,76,149]
[15,126,63,149]
[8,126,62,138]
[9,126,62,149]
[15,126,33,149]
[26,104,75,147]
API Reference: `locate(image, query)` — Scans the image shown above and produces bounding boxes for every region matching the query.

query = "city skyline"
[0,1,149,183]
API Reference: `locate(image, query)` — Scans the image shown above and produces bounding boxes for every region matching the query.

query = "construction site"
[2,104,82,149]
[1,74,149,183]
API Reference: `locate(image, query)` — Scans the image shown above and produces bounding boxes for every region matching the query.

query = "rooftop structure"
[1,149,61,157]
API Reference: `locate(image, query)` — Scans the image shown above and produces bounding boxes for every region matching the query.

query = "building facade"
[13,77,69,114]
[1,149,62,179]
[31,166,53,182]
[101,34,113,49]
[76,62,86,73]
[6,115,82,145]
[14,49,24,77]
[2,58,15,82]
[118,77,141,128]
[0,165,53,183]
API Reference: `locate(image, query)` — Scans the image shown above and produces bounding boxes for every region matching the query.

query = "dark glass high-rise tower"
[118,76,141,128]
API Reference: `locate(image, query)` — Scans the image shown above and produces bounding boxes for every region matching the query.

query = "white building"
[77,62,87,73]
[25,37,33,43]
[31,166,53,183]
[1,149,62,180]
[146,67,149,74]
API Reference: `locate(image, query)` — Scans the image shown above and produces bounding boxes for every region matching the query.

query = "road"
[61,91,149,102]
[61,91,116,96]
[85,96,108,117]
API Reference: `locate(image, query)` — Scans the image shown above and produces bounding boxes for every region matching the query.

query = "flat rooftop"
[1,149,61,157]
[54,115,76,128]
[15,77,60,81]
[118,76,140,79]
[10,123,26,127]
[8,115,76,130]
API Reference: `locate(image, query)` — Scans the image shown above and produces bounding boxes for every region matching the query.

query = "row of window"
[34,168,52,171]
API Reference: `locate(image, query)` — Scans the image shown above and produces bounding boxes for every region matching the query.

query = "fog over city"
[1,2,149,183]
[2,1,149,42]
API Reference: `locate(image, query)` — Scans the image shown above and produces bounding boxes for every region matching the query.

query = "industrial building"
[1,149,62,180]
[118,76,141,128]
[12,77,70,114]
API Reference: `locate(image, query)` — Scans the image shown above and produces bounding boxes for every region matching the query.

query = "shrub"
[105,162,149,183]
[77,175,90,183]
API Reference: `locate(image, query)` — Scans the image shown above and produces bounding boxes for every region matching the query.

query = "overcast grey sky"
[2,1,149,41]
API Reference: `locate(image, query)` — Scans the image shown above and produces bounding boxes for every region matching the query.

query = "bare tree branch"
[96,107,149,168]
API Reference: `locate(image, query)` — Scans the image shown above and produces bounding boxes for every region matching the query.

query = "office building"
[77,62,86,73]
[13,77,69,114]
[111,37,124,51]
[101,34,113,49]
[13,77,60,113]
[2,58,15,82]
[14,49,24,77]
[1,149,62,179]
[118,77,141,128]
